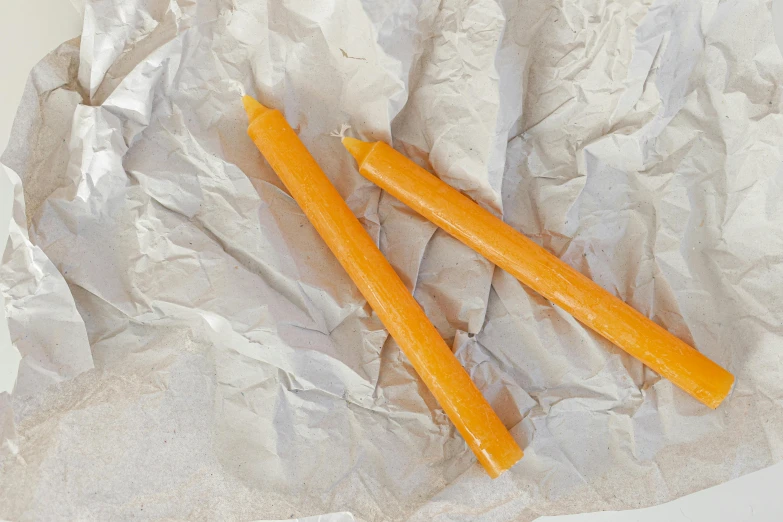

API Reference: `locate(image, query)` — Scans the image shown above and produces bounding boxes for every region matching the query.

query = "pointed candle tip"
[342,137,373,167]
[242,95,270,123]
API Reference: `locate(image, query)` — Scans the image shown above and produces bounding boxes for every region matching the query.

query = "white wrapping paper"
[2,0,783,520]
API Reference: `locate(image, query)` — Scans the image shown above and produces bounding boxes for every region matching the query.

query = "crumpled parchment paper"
[2,0,783,520]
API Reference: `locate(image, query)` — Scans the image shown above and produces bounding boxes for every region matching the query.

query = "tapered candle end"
[342,137,374,168]
[242,95,270,123]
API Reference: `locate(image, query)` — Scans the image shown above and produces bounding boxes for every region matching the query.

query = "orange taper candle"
[342,138,735,408]
[243,96,522,477]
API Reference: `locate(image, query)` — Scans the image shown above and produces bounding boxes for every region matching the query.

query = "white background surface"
[0,1,781,520]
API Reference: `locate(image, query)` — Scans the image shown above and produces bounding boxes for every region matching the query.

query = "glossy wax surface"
[343,138,735,409]
[243,97,523,477]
